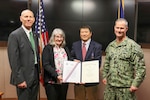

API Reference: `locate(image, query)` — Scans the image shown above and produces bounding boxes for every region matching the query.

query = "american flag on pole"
[35,0,49,85]
[118,0,124,18]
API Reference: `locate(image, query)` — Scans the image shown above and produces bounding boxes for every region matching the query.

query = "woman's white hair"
[49,28,66,47]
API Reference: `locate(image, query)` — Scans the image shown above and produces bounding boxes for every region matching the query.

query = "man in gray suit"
[7,9,39,100]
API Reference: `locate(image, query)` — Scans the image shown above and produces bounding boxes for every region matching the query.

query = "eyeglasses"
[54,35,63,39]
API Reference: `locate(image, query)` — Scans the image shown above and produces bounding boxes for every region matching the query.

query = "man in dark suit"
[71,25,102,100]
[7,9,39,100]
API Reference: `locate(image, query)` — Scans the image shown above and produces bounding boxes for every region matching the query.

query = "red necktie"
[82,43,86,61]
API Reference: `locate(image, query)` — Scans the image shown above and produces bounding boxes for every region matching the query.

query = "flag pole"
[37,0,41,100]
[118,0,120,18]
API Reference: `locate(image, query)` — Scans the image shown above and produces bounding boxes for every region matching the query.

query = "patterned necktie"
[82,42,86,61]
[29,32,37,64]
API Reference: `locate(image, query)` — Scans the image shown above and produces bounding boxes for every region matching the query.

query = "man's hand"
[102,78,107,85]
[74,59,81,62]
[129,85,138,92]
[17,81,27,88]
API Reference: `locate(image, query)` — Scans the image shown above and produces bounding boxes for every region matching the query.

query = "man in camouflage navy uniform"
[102,18,146,100]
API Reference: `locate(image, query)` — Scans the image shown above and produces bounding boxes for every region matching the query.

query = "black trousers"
[16,65,39,100]
[45,83,68,100]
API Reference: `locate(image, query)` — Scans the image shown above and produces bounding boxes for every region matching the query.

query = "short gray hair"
[49,28,66,47]
[115,18,128,27]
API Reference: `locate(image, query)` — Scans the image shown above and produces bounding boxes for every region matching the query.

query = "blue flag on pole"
[118,0,124,18]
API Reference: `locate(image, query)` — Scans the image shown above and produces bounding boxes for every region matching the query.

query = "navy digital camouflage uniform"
[102,37,146,100]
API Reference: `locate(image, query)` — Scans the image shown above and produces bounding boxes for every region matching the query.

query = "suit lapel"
[21,27,35,51]
[78,41,83,60]
[85,41,95,60]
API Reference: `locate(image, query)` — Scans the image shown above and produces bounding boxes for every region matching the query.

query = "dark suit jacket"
[7,27,39,87]
[71,40,102,86]
[42,44,72,84]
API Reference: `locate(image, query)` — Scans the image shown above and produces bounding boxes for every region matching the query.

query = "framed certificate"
[62,60,99,83]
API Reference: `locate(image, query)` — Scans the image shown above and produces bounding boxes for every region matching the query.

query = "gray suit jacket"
[7,27,39,86]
